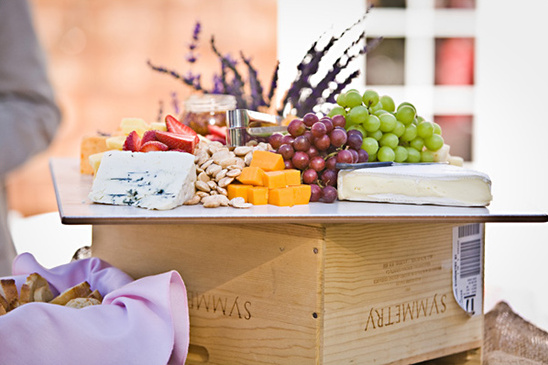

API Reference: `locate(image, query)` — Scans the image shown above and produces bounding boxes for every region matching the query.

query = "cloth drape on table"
[0,252,189,365]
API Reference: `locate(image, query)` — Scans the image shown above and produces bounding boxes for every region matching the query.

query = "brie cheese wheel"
[337,164,492,207]
[89,150,196,210]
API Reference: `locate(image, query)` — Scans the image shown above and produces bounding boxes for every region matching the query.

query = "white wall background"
[278,0,548,331]
[475,0,548,331]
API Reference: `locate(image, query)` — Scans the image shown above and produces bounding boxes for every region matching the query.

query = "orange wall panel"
[7,0,277,216]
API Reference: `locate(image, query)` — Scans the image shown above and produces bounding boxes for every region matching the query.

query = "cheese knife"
[335,161,448,170]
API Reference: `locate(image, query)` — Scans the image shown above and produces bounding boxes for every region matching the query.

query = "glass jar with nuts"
[181,94,237,135]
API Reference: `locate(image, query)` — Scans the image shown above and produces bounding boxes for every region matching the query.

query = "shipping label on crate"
[452,223,483,316]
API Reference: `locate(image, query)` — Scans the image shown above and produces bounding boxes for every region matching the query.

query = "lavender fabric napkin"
[0,252,189,365]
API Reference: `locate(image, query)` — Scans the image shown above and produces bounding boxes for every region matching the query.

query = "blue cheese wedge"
[337,164,492,207]
[89,150,196,210]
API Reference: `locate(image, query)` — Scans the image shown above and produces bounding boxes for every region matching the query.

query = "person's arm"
[0,0,61,176]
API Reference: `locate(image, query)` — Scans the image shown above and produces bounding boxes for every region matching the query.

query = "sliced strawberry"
[139,141,169,152]
[165,114,198,139]
[141,130,158,144]
[207,125,227,139]
[205,134,226,145]
[122,131,142,152]
[155,131,197,154]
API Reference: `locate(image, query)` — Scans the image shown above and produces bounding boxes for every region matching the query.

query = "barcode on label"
[459,238,481,278]
[452,223,483,316]
[458,223,480,238]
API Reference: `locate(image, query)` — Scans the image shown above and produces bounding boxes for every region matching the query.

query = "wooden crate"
[92,222,483,364]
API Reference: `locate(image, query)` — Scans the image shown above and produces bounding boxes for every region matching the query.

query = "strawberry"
[122,131,142,152]
[207,125,227,140]
[139,141,169,152]
[165,115,199,144]
[141,130,158,145]
[205,134,226,145]
[155,131,197,153]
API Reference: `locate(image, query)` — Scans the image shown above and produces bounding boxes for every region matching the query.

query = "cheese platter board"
[51,157,547,225]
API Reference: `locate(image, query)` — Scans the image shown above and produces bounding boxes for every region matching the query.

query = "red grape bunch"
[268,113,368,203]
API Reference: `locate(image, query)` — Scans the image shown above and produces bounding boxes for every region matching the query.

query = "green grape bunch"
[328,89,447,163]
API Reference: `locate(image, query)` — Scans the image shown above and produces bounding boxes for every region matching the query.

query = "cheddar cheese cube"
[249,150,285,171]
[227,184,253,202]
[238,166,266,186]
[263,171,287,189]
[248,187,269,205]
[291,184,312,205]
[268,187,294,207]
[283,169,301,186]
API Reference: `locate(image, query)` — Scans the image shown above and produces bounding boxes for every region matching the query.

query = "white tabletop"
[50,158,548,225]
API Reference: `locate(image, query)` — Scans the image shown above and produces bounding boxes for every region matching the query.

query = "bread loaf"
[1,279,19,311]
[50,281,92,306]
[65,297,101,309]
[0,273,102,315]
[24,273,53,302]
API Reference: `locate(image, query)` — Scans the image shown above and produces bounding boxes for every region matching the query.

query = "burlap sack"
[484,301,548,365]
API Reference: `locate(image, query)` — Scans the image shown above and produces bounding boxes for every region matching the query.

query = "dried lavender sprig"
[308,31,367,98]
[171,92,180,115]
[186,21,202,62]
[192,74,202,90]
[218,57,243,104]
[223,54,245,100]
[241,54,264,110]
[284,15,365,103]
[266,61,279,106]
[300,34,381,114]
[185,52,197,63]
[280,35,327,110]
[304,26,365,85]
[227,77,246,107]
[192,21,201,42]
[325,69,361,104]
[300,64,353,114]
[279,40,343,113]
[147,59,204,91]
[323,36,382,101]
[211,73,224,94]
[300,36,337,79]
[299,39,362,111]
[184,70,204,91]
[281,47,322,111]
[149,22,271,109]
[156,99,164,123]
[326,32,382,84]
[278,10,373,115]
[241,51,267,111]
[361,36,383,55]
[296,35,321,73]
[217,64,230,95]
[210,36,247,108]
[319,37,380,106]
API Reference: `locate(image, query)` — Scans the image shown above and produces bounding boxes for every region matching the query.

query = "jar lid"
[184,94,237,113]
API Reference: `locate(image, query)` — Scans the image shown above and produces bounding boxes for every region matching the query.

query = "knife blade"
[247,126,288,136]
[335,162,448,170]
